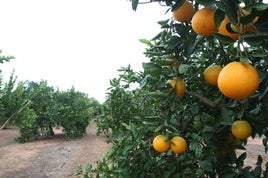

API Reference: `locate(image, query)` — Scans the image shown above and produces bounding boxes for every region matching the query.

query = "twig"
[0,100,32,130]
[186,91,217,108]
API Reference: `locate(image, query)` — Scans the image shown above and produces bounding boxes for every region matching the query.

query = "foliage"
[54,87,94,139]
[0,78,101,142]
[78,0,268,177]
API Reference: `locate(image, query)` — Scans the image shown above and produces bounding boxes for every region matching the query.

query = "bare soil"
[0,124,268,178]
[0,123,111,178]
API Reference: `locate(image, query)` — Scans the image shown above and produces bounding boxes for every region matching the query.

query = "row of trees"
[0,53,102,142]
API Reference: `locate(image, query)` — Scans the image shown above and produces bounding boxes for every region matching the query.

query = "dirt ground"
[0,124,268,178]
[0,123,111,178]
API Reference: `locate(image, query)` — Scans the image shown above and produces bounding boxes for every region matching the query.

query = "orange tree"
[76,0,268,177]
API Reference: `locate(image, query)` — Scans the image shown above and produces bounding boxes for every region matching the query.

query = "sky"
[0,0,170,103]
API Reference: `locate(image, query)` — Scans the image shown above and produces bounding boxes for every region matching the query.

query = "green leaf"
[251,52,268,58]
[196,0,215,6]
[171,0,185,12]
[213,32,235,44]
[184,38,194,58]
[236,152,247,168]
[151,31,162,41]
[157,19,170,28]
[221,107,234,125]
[149,91,168,99]
[220,171,237,178]
[167,36,183,49]
[154,125,163,132]
[132,0,139,11]
[178,64,189,74]
[199,160,213,172]
[223,0,239,24]
[174,24,188,37]
[240,8,258,25]
[244,35,265,46]
[214,9,225,28]
[139,39,152,46]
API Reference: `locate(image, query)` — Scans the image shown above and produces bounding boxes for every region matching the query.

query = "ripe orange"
[217,61,259,100]
[203,65,222,86]
[191,7,218,36]
[152,135,170,153]
[172,1,194,22]
[218,12,258,40]
[170,136,187,153]
[231,120,252,139]
[218,16,240,40]
[167,78,186,97]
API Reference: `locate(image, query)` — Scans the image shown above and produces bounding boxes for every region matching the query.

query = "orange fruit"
[203,65,222,86]
[218,12,258,40]
[191,7,218,36]
[152,135,170,153]
[167,78,186,97]
[170,136,187,153]
[218,16,240,40]
[231,120,252,139]
[172,1,194,22]
[217,61,259,100]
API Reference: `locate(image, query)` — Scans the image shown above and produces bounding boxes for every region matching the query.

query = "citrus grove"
[74,0,268,177]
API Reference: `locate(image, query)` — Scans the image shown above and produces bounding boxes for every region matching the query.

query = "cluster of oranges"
[152,2,259,154]
[166,61,259,101]
[204,61,259,100]
[172,1,257,40]
[152,135,187,153]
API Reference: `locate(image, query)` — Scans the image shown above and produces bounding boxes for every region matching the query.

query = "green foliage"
[0,50,14,64]
[82,0,268,177]
[54,87,94,139]
[0,78,101,142]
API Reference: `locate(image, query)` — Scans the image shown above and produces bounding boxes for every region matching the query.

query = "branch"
[186,91,217,108]
[0,100,32,130]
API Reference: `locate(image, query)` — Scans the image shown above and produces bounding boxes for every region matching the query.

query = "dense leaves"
[0,76,102,142]
[77,0,268,177]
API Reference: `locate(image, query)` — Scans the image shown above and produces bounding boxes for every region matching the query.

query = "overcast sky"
[0,0,169,103]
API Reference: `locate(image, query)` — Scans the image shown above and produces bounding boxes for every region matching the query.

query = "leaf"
[196,0,215,6]
[256,155,263,166]
[85,164,93,173]
[214,9,225,28]
[240,8,258,25]
[151,31,162,41]
[251,52,268,58]
[174,24,188,37]
[220,171,237,178]
[236,152,247,168]
[171,0,185,12]
[167,36,183,49]
[148,92,168,99]
[221,107,233,125]
[223,0,239,24]
[157,19,170,28]
[142,62,162,75]
[213,32,235,44]
[178,64,189,74]
[154,125,163,133]
[244,35,265,46]
[139,39,152,46]
[199,160,213,172]
[132,0,139,11]
[253,165,262,177]
[184,38,194,59]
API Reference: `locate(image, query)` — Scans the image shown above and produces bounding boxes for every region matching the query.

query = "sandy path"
[0,124,111,178]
